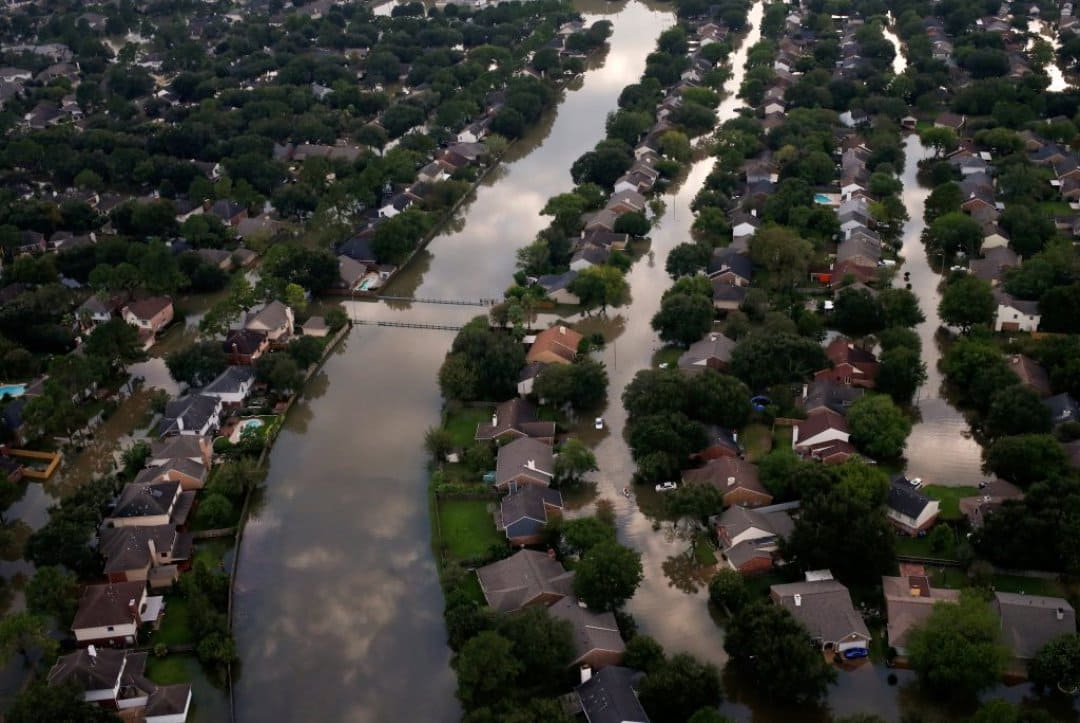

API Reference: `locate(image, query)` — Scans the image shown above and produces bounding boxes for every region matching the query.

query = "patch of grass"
[653,346,683,369]
[1039,201,1073,216]
[193,539,232,572]
[741,423,773,462]
[146,655,190,685]
[744,569,792,602]
[153,595,193,647]
[895,532,957,560]
[443,407,492,449]
[458,572,486,605]
[924,485,978,521]
[990,574,1064,597]
[771,424,793,452]
[437,498,503,561]
[694,543,718,566]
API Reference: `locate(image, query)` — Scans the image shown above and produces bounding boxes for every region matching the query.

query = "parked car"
[842,647,869,660]
[594,417,604,430]
[482,471,496,484]
[909,477,923,489]
[655,482,678,492]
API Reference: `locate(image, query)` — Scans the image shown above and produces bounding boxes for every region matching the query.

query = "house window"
[107,626,114,632]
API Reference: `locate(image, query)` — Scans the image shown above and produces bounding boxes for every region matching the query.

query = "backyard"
[923,485,979,521]
[436,498,503,561]
[153,594,193,648]
[443,407,492,449]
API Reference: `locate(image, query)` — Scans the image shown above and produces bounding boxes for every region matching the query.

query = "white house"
[244,300,294,341]
[72,581,162,645]
[994,289,1041,332]
[886,478,940,536]
[201,366,256,405]
[793,408,850,450]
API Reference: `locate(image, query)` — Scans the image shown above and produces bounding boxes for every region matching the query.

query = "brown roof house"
[494,437,556,492]
[122,296,174,349]
[526,325,583,365]
[883,574,960,656]
[549,597,626,669]
[104,481,196,529]
[133,457,207,491]
[476,549,576,613]
[223,328,269,365]
[148,435,212,469]
[48,647,192,721]
[681,457,772,509]
[475,398,556,444]
[715,502,797,574]
[994,592,1076,660]
[793,408,855,464]
[816,338,879,388]
[678,333,736,375]
[770,576,871,655]
[1006,354,1053,397]
[100,525,192,587]
[72,581,164,646]
[496,486,564,545]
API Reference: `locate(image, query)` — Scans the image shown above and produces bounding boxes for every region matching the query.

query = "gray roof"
[111,481,180,520]
[475,398,554,441]
[245,300,292,332]
[707,248,753,280]
[802,379,865,416]
[994,592,1076,658]
[149,435,209,462]
[133,457,207,486]
[72,581,145,630]
[202,366,255,396]
[882,575,960,650]
[994,288,1040,316]
[718,503,796,543]
[499,486,563,533]
[887,479,932,519]
[678,334,736,373]
[495,437,555,487]
[146,683,192,717]
[537,270,578,293]
[48,648,127,692]
[969,245,1018,282]
[576,666,649,723]
[100,525,191,574]
[771,580,870,644]
[548,597,625,663]
[158,394,221,436]
[476,549,575,613]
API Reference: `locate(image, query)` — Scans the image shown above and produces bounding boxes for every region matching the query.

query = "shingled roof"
[475,549,575,613]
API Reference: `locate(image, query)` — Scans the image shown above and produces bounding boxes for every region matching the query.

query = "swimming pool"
[231,418,265,443]
[0,384,26,399]
[814,193,832,205]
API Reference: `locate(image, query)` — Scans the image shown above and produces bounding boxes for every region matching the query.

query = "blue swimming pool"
[814,193,832,205]
[0,384,26,399]
[240,419,264,432]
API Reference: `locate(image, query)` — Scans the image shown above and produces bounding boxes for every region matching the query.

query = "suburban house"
[48,647,192,722]
[1006,354,1053,397]
[526,325,583,365]
[993,289,1041,332]
[801,380,864,416]
[970,245,1018,285]
[517,361,545,397]
[575,666,650,723]
[104,480,195,529]
[496,486,564,545]
[549,597,626,669]
[223,329,270,365]
[71,581,164,646]
[133,458,207,491]
[76,295,122,331]
[122,296,174,347]
[148,436,212,469]
[886,478,940,536]
[201,366,256,406]
[729,211,761,247]
[475,549,575,613]
[694,426,741,461]
[605,189,647,215]
[792,408,854,464]
[816,339,879,388]
[934,112,966,130]
[338,255,368,291]
[715,502,797,574]
[536,271,580,305]
[681,457,772,508]
[711,281,748,312]
[993,592,1076,660]
[157,394,223,437]
[706,248,753,287]
[770,577,871,655]
[244,300,295,343]
[677,333,736,374]
[474,398,556,444]
[882,574,960,656]
[494,436,556,491]
[958,479,1024,528]
[100,525,192,587]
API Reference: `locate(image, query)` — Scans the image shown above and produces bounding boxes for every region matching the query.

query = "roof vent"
[580,664,593,684]
[727,476,736,487]
[1058,607,1066,621]
[794,593,802,607]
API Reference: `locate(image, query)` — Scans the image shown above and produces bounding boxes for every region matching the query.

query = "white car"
[909,477,923,489]
[594,417,604,430]
[655,482,678,492]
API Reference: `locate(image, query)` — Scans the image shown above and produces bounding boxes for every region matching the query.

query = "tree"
[454,631,522,708]
[748,225,813,292]
[573,540,643,611]
[7,683,115,723]
[425,427,454,461]
[207,461,261,501]
[569,265,630,313]
[25,566,79,624]
[196,493,234,528]
[929,212,983,257]
[667,482,725,519]
[286,336,323,368]
[651,293,714,346]
[986,434,1069,485]
[847,394,912,459]
[832,287,883,336]
[876,346,927,405]
[907,593,1008,697]
[687,710,734,723]
[497,606,574,682]
[984,385,1053,438]
[686,371,751,428]
[533,359,608,411]
[463,699,576,723]
[83,318,144,369]
[924,182,963,223]
[325,306,348,333]
[708,568,749,612]
[613,211,650,236]
[555,438,598,485]
[624,634,667,673]
[166,341,227,388]
[561,516,615,554]
[666,243,710,278]
[623,368,689,418]
[939,275,996,332]
[878,288,925,329]
[920,127,959,157]
[255,354,302,393]
[730,332,829,391]
[1029,634,1080,694]
[440,317,526,401]
[0,611,56,665]
[724,602,837,704]
[637,653,723,723]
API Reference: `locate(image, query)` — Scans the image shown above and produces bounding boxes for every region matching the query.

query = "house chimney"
[794,594,802,607]
[526,460,536,471]
[580,664,593,684]
[558,326,566,335]
[727,476,736,487]
[491,413,498,427]
[750,209,757,217]
[1058,607,1066,621]
[88,644,97,663]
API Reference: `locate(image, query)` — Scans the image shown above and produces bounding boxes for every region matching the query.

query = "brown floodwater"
[231,3,676,721]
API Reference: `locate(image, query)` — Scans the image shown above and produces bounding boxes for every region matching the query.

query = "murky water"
[232,3,675,721]
[1029,19,1073,92]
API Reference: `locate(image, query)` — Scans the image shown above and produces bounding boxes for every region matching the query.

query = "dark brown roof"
[476,549,575,613]
[72,581,145,630]
[682,457,769,500]
[124,296,172,320]
[48,647,127,691]
[223,328,268,356]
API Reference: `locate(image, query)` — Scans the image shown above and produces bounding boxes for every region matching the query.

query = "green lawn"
[924,485,978,521]
[1039,201,1073,216]
[153,595,193,647]
[146,655,190,685]
[741,424,773,462]
[443,407,491,449]
[193,539,233,572]
[457,572,487,605]
[437,499,504,560]
[771,424,793,451]
[653,346,683,369]
[694,543,718,566]
[895,532,958,560]
[930,568,1065,597]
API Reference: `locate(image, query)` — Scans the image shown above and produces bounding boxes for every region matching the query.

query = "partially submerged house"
[770,577,870,655]
[886,478,940,536]
[575,665,650,723]
[715,502,797,574]
[496,486,563,545]
[475,549,575,613]
[681,457,772,508]
[677,333,736,375]
[100,525,192,588]
[882,574,960,656]
[494,437,556,491]
[71,581,164,646]
[793,408,854,464]
[244,300,295,342]
[958,479,1023,528]
[474,398,555,443]
[526,325,583,365]
[549,596,625,669]
[994,592,1076,661]
[104,481,196,529]
[157,395,223,437]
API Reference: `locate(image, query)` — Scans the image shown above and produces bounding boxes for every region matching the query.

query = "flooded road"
[894,136,986,486]
[231,2,675,721]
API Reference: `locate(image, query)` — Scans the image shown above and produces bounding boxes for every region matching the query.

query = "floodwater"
[231,2,675,721]
[894,136,986,487]
[1029,19,1072,92]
